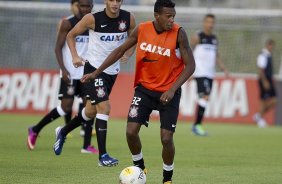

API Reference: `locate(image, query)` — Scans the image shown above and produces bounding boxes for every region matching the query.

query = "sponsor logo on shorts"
[129,106,138,118]
[96,87,106,98]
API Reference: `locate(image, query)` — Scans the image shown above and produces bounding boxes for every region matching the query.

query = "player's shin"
[161,130,175,182]
[83,119,94,149]
[64,112,72,125]
[32,106,65,134]
[95,113,109,158]
[194,98,208,125]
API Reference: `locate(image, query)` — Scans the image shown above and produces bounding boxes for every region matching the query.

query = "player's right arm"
[55,19,71,83]
[66,13,95,68]
[81,26,139,83]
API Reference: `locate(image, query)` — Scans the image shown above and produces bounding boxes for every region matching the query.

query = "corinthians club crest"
[118,20,127,31]
[129,106,138,118]
[96,87,106,98]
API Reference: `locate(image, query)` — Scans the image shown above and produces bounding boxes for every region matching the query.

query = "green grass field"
[0,113,282,184]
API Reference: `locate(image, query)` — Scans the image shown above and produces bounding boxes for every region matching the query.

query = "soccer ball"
[119,166,146,184]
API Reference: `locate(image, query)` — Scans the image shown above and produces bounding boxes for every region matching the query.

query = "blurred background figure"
[190,14,229,136]
[27,0,98,154]
[253,39,277,128]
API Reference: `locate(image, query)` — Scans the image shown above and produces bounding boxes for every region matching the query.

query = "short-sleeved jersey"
[257,48,273,81]
[135,21,184,92]
[193,31,218,79]
[86,9,131,75]
[61,15,89,80]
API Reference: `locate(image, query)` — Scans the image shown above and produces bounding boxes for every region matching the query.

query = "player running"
[253,39,277,128]
[53,0,136,167]
[27,0,98,154]
[80,0,195,183]
[190,14,229,136]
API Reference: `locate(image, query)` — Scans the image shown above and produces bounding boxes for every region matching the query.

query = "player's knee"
[96,101,111,115]
[84,107,96,119]
[57,104,72,115]
[202,95,209,101]
[60,99,73,113]
[161,135,173,148]
[198,97,208,108]
[62,105,72,114]
[126,128,137,140]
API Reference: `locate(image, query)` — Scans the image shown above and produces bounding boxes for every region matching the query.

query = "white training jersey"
[60,15,89,80]
[193,31,218,79]
[86,9,131,75]
[257,48,273,80]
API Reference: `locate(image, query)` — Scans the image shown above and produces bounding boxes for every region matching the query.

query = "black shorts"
[58,78,85,100]
[195,77,213,97]
[258,79,276,100]
[83,62,117,105]
[127,85,181,132]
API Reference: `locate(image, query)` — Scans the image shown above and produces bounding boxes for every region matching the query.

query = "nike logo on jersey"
[101,24,107,28]
[172,124,176,128]
[143,58,158,62]
[140,42,171,57]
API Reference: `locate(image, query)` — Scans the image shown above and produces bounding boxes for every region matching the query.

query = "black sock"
[163,170,173,183]
[32,108,60,134]
[133,158,145,170]
[83,119,94,149]
[64,112,72,125]
[95,118,107,158]
[60,111,83,137]
[194,105,206,125]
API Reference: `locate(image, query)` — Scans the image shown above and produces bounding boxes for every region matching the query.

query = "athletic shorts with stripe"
[58,78,85,100]
[195,77,213,97]
[83,62,117,105]
[258,79,276,100]
[127,85,181,132]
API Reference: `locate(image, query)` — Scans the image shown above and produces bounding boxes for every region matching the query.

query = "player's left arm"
[160,28,196,104]
[216,51,229,77]
[120,13,137,63]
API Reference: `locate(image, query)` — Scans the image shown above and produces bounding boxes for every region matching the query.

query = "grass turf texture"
[0,113,282,184]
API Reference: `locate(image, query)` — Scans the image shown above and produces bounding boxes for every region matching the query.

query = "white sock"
[96,113,109,121]
[132,152,143,161]
[163,163,174,171]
